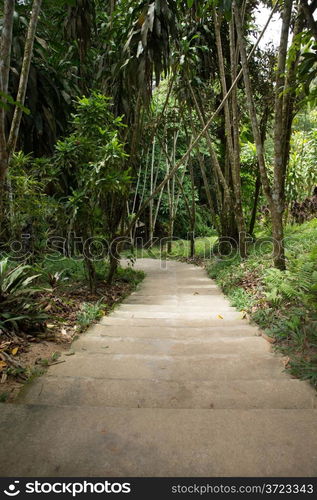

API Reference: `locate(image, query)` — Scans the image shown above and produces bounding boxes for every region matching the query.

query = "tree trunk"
[0,0,15,225]
[249,172,261,236]
[0,0,15,96]
[249,108,270,236]
[233,0,292,270]
[85,257,97,293]
[107,252,119,285]
[229,16,246,257]
[300,0,317,42]
[271,0,293,270]
[148,137,155,245]
[7,0,43,157]
[166,131,178,254]
[187,79,233,243]
[273,0,293,205]
[189,159,196,258]
[233,1,272,203]
[197,152,220,233]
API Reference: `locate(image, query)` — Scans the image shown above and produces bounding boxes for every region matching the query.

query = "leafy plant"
[76,298,106,330]
[54,93,131,288]
[0,392,9,403]
[0,258,47,335]
[288,357,317,388]
[42,269,68,289]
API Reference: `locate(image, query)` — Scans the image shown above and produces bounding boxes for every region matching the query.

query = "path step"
[19,376,316,409]
[73,335,270,355]
[100,317,253,327]
[45,352,288,381]
[86,323,260,339]
[1,404,317,477]
[138,287,222,295]
[110,310,239,319]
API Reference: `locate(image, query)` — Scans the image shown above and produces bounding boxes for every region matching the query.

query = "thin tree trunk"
[249,172,261,236]
[233,0,289,270]
[271,0,293,270]
[249,108,270,236]
[233,1,272,203]
[167,131,178,253]
[0,0,15,223]
[153,184,164,230]
[214,9,235,166]
[181,105,220,233]
[189,158,196,258]
[188,81,239,247]
[0,0,15,99]
[280,9,304,194]
[197,151,220,233]
[7,0,42,157]
[187,78,231,209]
[229,16,246,257]
[107,252,119,285]
[300,0,317,42]
[148,137,155,244]
[273,0,293,205]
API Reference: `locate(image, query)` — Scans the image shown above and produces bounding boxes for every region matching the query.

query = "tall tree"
[0,0,42,225]
[0,0,15,211]
[233,0,295,270]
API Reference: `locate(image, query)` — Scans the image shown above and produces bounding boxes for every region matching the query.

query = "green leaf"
[0,91,30,115]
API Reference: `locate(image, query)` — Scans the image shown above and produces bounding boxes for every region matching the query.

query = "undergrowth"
[207,219,317,388]
[122,235,218,260]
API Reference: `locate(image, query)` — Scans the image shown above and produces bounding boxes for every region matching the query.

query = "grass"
[206,219,317,388]
[123,235,218,260]
[35,256,145,292]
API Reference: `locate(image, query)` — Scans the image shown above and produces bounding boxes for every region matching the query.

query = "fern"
[262,254,317,308]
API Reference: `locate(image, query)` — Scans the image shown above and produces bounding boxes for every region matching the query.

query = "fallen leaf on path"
[216,314,223,319]
[0,361,7,370]
[11,347,18,356]
[240,311,248,319]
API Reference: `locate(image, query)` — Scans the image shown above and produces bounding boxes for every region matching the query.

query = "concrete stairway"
[0,259,317,477]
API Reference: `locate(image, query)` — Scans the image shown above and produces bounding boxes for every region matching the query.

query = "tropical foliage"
[0,0,316,386]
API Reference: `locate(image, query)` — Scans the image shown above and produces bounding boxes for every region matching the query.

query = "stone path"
[0,258,317,477]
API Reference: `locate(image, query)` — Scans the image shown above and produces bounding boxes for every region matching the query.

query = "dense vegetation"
[0,0,317,391]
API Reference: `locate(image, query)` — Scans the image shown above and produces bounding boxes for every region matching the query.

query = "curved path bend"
[0,259,316,476]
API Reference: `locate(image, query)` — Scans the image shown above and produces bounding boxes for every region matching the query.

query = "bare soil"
[0,277,139,402]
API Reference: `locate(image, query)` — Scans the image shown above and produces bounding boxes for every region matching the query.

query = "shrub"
[0,258,47,335]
